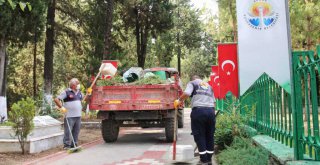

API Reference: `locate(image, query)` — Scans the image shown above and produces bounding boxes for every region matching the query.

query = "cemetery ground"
[0,122,102,165]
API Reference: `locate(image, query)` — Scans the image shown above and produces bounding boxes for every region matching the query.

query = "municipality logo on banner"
[236,0,291,95]
[243,0,279,30]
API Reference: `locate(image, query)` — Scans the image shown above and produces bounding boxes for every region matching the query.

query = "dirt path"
[0,128,102,165]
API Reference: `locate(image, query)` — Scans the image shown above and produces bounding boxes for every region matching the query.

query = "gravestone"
[0,115,63,153]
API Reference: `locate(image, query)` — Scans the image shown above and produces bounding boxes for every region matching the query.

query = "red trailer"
[89,67,184,142]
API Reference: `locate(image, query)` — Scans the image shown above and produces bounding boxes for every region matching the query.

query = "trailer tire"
[165,117,176,142]
[101,119,119,143]
[178,109,184,128]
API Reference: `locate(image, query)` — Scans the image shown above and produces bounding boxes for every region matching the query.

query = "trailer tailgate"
[89,84,180,111]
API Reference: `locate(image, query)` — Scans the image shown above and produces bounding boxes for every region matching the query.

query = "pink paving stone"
[139,151,166,159]
[105,151,166,165]
[137,163,150,165]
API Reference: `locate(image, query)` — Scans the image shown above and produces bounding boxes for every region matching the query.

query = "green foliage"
[172,43,215,83]
[215,111,244,148]
[120,0,175,67]
[217,0,237,42]
[216,137,269,165]
[96,75,166,86]
[38,97,61,119]
[133,76,165,85]
[0,121,14,126]
[1,0,46,106]
[0,0,32,11]
[0,0,46,41]
[290,0,320,50]
[96,76,124,86]
[81,110,98,120]
[215,95,254,148]
[9,97,36,154]
[175,0,202,49]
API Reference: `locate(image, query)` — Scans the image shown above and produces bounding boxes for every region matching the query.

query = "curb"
[24,138,104,165]
[81,121,101,129]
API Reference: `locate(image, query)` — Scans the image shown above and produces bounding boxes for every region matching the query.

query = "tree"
[0,0,31,10]
[43,0,56,105]
[0,0,45,119]
[120,0,175,68]
[148,0,202,71]
[174,0,202,74]
[9,97,36,154]
[217,0,237,42]
[290,0,320,50]
[104,0,115,60]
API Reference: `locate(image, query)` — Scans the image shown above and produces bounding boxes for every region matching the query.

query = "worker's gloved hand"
[87,87,92,95]
[174,99,180,109]
[59,107,68,114]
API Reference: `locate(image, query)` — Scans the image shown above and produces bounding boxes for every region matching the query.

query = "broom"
[172,100,180,160]
[81,63,105,118]
[65,115,82,153]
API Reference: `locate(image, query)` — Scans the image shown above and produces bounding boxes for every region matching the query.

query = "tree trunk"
[140,23,149,69]
[18,136,25,154]
[103,0,114,60]
[177,6,181,74]
[177,32,181,75]
[135,7,142,68]
[135,6,149,69]
[33,27,38,99]
[0,38,6,97]
[44,0,56,96]
[0,37,8,120]
[306,16,312,50]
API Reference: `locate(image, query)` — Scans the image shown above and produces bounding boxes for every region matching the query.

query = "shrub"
[215,94,255,149]
[215,110,245,148]
[35,90,62,119]
[9,97,36,154]
[216,137,269,165]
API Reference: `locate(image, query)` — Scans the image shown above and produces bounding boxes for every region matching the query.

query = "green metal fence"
[241,73,294,147]
[240,45,320,161]
[291,46,320,160]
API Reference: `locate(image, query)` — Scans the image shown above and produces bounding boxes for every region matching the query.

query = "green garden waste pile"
[96,67,168,86]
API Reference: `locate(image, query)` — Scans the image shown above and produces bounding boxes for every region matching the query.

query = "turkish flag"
[218,43,239,98]
[210,66,221,99]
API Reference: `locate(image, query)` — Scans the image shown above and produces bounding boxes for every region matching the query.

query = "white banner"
[236,0,291,95]
[0,96,7,121]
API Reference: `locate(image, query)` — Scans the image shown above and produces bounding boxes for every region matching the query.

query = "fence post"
[291,52,304,160]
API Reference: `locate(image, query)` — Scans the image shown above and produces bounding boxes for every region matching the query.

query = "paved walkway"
[25,108,217,165]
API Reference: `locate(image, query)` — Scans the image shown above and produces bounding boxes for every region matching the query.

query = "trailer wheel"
[178,109,184,128]
[101,119,119,143]
[165,117,177,142]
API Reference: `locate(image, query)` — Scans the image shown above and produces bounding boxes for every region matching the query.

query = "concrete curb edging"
[24,138,104,165]
[252,135,319,165]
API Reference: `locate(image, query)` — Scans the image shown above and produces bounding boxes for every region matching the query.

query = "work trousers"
[191,107,216,163]
[63,117,81,147]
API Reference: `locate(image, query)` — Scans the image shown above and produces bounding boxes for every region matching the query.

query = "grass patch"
[0,122,13,126]
[216,137,269,165]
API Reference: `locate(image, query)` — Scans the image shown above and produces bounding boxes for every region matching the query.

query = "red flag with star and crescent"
[218,43,239,98]
[210,66,221,99]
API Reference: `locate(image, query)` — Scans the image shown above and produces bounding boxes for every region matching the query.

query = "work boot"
[70,142,78,148]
